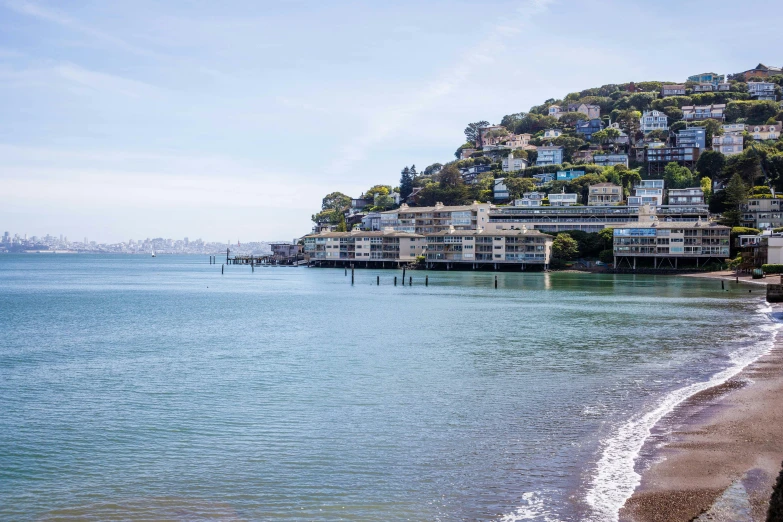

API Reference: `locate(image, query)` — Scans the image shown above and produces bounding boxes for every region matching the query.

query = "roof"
[590,182,622,188]
[304,231,424,239]
[427,228,553,238]
[662,84,686,89]
[614,221,728,230]
[682,104,726,110]
[379,203,483,214]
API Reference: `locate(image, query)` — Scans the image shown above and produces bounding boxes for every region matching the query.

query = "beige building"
[741,197,783,230]
[712,132,744,156]
[425,227,553,269]
[748,123,781,141]
[613,221,730,269]
[588,183,623,206]
[380,202,491,234]
[303,230,426,265]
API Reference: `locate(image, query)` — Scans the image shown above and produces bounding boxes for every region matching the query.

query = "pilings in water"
[394,276,397,286]
[425,275,428,287]
[409,276,412,286]
[495,275,498,289]
[377,276,380,286]
[221,264,224,275]
[351,266,354,285]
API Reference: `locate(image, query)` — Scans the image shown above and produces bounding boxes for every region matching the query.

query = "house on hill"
[661,84,686,97]
[567,103,601,119]
[681,104,726,121]
[536,146,564,166]
[575,119,603,141]
[548,105,563,119]
[640,110,668,133]
[543,129,562,140]
[741,63,783,80]
[687,72,724,85]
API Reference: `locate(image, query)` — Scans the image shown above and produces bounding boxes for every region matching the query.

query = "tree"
[437,164,463,188]
[365,184,391,199]
[464,121,490,145]
[455,142,475,159]
[335,213,347,232]
[700,176,712,203]
[615,110,642,144]
[399,167,414,201]
[504,177,537,200]
[646,129,668,141]
[696,150,726,180]
[558,112,586,126]
[663,162,695,189]
[321,192,351,212]
[424,163,443,176]
[552,233,579,261]
[722,173,748,226]
[373,194,396,211]
[552,136,587,162]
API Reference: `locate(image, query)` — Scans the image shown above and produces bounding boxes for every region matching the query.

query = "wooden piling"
[377,275,379,286]
[394,276,397,286]
[409,276,412,286]
[402,268,406,284]
[721,280,724,290]
[351,267,355,285]
[222,264,224,275]
[425,275,428,287]
[495,275,498,289]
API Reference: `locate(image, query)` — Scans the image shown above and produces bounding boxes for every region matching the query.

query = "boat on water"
[151,249,156,258]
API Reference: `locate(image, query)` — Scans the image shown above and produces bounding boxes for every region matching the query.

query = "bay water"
[0,255,775,521]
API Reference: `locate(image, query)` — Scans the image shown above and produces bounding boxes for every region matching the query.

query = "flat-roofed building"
[677,127,706,149]
[713,132,744,156]
[593,153,629,167]
[379,202,491,234]
[486,203,709,234]
[425,227,553,269]
[682,104,726,121]
[668,188,705,206]
[661,84,686,96]
[303,230,426,266]
[629,180,664,207]
[645,146,700,176]
[588,183,623,206]
[613,221,730,269]
[741,197,783,230]
[549,192,579,206]
[513,191,545,207]
[537,145,564,166]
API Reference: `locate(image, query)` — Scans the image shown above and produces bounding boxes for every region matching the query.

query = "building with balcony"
[588,183,623,206]
[640,110,668,133]
[613,221,730,269]
[661,84,686,97]
[548,105,563,119]
[513,192,545,207]
[486,203,709,234]
[681,104,726,121]
[693,83,715,93]
[548,192,579,207]
[379,202,491,234]
[629,180,664,207]
[687,72,725,85]
[303,230,426,266]
[593,153,629,167]
[494,178,510,201]
[575,118,604,140]
[536,146,564,166]
[741,197,783,230]
[747,82,777,100]
[425,227,553,269]
[668,188,705,206]
[644,146,700,176]
[712,132,744,156]
[676,127,706,149]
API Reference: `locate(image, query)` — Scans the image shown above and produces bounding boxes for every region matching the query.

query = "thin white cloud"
[53,62,159,98]
[326,0,555,175]
[3,0,162,58]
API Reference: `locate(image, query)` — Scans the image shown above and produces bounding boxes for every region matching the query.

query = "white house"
[640,110,668,133]
[543,128,562,140]
[548,192,579,206]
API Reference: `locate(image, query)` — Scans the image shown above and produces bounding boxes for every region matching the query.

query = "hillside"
[311,68,783,231]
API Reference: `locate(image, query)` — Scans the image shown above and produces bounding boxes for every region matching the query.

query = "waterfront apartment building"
[741,197,783,230]
[425,227,553,269]
[379,202,491,234]
[613,221,730,269]
[588,183,623,206]
[593,153,629,168]
[640,110,668,133]
[303,230,426,265]
[486,203,709,234]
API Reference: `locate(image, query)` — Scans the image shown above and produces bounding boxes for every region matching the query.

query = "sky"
[1,0,782,243]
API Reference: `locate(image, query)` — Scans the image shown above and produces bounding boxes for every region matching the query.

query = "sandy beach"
[620,314,783,522]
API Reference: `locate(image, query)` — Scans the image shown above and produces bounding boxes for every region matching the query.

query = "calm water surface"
[0,255,773,521]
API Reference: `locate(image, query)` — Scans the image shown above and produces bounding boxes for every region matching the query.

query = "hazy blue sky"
[1,0,781,242]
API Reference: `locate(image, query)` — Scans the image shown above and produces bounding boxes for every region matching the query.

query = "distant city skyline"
[1,0,782,242]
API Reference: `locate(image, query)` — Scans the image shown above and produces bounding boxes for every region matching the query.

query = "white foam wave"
[498,491,561,522]
[583,301,780,522]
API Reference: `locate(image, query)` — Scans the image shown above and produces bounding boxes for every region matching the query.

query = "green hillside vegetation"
[311,72,783,226]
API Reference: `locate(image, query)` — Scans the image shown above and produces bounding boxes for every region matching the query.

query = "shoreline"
[619,303,783,521]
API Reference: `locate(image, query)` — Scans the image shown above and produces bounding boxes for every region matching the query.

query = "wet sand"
[620,331,783,521]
